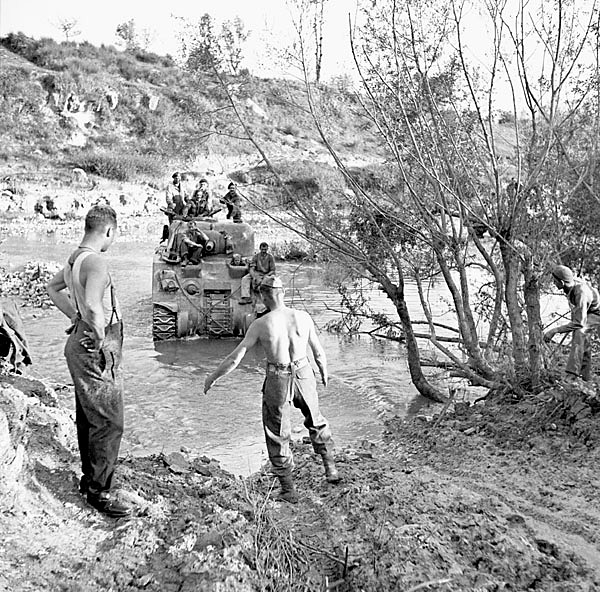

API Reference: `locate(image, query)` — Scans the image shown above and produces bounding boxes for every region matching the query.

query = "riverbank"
[1,371,599,591]
[2,188,600,590]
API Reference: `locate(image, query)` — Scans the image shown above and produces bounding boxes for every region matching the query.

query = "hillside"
[0,34,379,185]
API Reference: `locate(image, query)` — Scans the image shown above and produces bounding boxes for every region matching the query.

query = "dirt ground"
[1,204,599,591]
[1,372,599,592]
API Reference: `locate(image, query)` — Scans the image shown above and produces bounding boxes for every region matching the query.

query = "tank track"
[152,305,177,340]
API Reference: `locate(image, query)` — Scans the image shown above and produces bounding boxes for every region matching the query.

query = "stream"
[4,234,452,475]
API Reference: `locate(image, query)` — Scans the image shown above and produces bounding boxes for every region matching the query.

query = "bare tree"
[311,0,327,83]
[285,0,330,82]
[214,0,600,398]
[56,18,81,42]
[219,17,249,75]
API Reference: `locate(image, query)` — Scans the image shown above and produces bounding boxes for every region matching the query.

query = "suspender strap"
[67,250,120,326]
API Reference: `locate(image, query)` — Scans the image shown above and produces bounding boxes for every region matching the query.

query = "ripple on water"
[10,237,431,475]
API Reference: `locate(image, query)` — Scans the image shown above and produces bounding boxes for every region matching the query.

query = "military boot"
[321,452,341,484]
[87,490,132,518]
[276,474,299,504]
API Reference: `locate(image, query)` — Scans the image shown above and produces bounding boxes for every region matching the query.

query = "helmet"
[551,265,574,283]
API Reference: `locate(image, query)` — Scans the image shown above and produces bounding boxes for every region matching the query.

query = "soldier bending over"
[544,264,600,381]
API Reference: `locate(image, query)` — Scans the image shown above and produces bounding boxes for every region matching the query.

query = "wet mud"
[1,374,599,592]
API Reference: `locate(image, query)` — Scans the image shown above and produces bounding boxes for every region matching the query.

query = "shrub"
[62,56,101,75]
[73,150,164,182]
[134,50,173,68]
[0,32,38,60]
[116,54,143,80]
[270,239,316,261]
[347,164,404,194]
[279,123,300,136]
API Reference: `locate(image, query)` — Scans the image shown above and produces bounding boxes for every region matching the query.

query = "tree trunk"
[380,278,447,403]
[434,246,494,378]
[499,242,527,375]
[523,254,543,387]
[453,245,495,378]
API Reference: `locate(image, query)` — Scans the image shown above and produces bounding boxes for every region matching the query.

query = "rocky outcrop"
[0,378,75,496]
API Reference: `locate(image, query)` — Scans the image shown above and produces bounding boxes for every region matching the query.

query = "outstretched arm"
[204,323,260,393]
[545,291,590,341]
[307,316,328,387]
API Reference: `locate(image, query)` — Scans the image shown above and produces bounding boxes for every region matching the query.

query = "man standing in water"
[47,205,131,518]
[204,276,340,503]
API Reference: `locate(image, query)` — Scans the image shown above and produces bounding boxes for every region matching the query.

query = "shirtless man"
[204,276,340,502]
[47,205,131,518]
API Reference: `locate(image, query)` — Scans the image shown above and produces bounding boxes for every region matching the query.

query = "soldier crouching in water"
[204,276,340,503]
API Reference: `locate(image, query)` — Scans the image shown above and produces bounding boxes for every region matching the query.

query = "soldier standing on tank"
[220,182,243,222]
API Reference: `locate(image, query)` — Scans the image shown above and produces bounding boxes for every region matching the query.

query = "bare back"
[204,300,328,393]
[254,307,314,364]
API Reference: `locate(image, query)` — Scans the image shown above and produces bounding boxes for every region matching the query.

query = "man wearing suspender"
[47,205,131,518]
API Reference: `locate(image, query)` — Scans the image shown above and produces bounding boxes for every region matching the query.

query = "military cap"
[260,276,284,289]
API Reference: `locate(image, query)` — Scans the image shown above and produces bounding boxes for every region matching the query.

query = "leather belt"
[266,357,309,375]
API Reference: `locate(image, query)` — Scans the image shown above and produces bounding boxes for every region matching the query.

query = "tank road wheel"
[153,305,177,341]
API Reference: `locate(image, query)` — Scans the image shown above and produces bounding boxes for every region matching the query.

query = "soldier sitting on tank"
[181,220,212,266]
[249,242,276,291]
[183,179,215,218]
[161,172,185,241]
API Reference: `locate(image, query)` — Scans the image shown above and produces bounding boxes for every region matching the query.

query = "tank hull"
[152,219,255,340]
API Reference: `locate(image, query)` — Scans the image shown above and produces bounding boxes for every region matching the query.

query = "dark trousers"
[566,314,600,381]
[65,320,124,493]
[261,361,333,477]
[226,204,242,222]
[181,244,203,264]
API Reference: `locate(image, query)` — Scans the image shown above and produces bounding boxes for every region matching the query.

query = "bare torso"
[254,307,312,364]
[204,301,328,393]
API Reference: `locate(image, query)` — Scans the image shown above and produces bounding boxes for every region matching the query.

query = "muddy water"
[5,236,437,476]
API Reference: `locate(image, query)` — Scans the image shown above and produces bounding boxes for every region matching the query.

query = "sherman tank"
[152,216,255,340]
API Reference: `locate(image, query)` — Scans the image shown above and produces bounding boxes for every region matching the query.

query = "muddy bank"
[1,372,599,591]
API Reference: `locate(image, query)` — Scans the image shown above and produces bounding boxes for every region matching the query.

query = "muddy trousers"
[65,320,124,493]
[262,362,334,478]
[566,314,600,381]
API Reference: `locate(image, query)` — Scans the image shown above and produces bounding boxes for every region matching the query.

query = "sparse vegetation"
[72,149,165,182]
[0,33,376,175]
